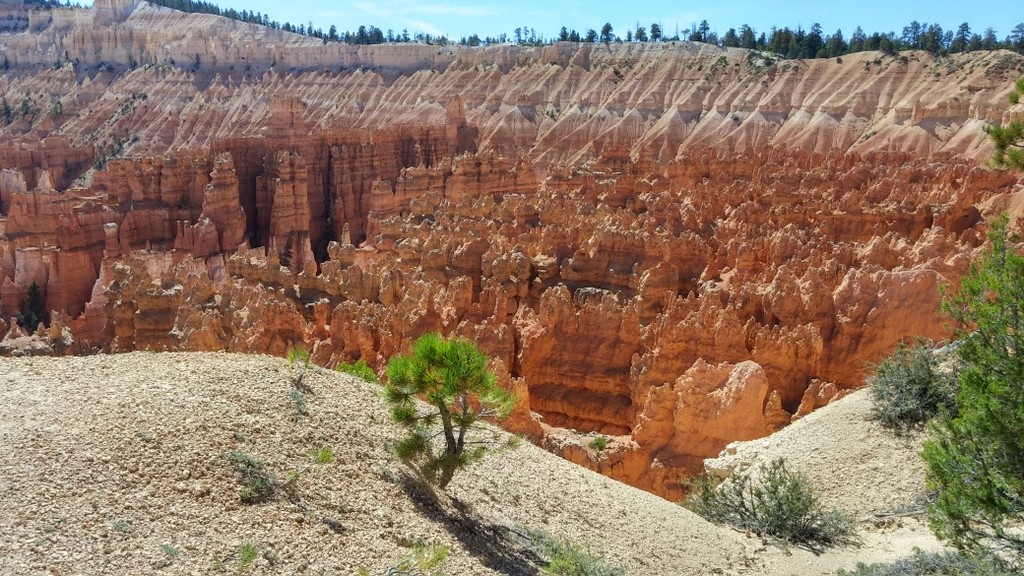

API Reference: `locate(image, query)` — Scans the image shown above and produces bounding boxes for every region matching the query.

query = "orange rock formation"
[1,1,1023,498]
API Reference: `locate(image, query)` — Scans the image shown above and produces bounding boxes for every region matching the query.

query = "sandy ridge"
[0,352,945,575]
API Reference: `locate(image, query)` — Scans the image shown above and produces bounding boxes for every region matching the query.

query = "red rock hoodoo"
[1,1,1023,498]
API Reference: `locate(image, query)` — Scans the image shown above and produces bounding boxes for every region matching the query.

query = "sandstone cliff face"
[1,3,1023,499]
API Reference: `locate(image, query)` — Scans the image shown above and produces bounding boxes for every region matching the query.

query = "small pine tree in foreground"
[384,332,517,488]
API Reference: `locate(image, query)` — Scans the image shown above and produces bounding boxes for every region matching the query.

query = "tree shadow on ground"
[400,474,545,575]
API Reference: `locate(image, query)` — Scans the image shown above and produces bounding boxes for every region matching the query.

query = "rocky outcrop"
[1,3,1023,499]
[91,0,139,27]
[0,137,94,193]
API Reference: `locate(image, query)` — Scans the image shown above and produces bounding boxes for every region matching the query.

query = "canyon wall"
[2,2,1023,499]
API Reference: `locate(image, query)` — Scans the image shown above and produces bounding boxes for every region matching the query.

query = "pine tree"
[922,84,1024,566]
[384,333,517,489]
[1,97,12,125]
[17,281,45,331]
[986,76,1024,170]
[650,23,662,41]
[923,214,1024,568]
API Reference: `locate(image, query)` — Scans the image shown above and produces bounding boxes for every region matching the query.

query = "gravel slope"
[708,389,932,516]
[0,353,946,575]
[707,389,947,574]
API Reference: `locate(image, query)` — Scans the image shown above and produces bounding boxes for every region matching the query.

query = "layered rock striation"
[1,2,1023,498]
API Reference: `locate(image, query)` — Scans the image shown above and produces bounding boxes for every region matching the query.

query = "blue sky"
[90,1,1014,40]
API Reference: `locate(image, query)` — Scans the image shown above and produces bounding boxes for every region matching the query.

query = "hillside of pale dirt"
[708,389,931,517]
[0,352,946,575]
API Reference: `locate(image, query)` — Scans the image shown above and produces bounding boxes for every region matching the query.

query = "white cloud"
[416,5,494,17]
[349,0,499,37]
[403,18,445,36]
[354,1,495,19]
[353,2,388,18]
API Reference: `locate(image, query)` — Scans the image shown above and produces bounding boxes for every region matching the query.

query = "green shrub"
[358,540,448,576]
[527,529,624,576]
[286,346,310,367]
[312,447,334,464]
[405,541,448,576]
[288,387,308,418]
[157,543,181,568]
[868,339,956,432]
[159,543,180,559]
[281,469,301,497]
[588,436,608,451]
[837,549,1015,576]
[337,358,378,382]
[237,542,259,569]
[226,451,276,504]
[684,458,855,550]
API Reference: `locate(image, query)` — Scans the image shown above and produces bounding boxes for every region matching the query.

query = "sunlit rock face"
[1,1,1022,498]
